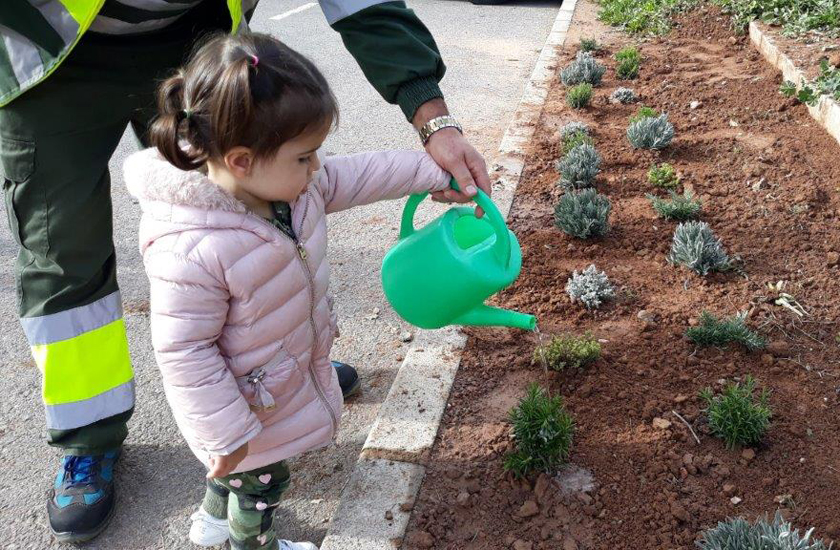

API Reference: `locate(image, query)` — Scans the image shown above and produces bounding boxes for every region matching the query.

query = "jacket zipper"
[253,192,338,437]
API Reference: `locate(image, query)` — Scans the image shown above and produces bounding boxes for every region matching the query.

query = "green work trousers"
[0,2,230,455]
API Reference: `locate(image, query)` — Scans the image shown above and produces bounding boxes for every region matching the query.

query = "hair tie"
[250,54,259,67]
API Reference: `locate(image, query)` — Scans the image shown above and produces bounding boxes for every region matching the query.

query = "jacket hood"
[123,147,248,214]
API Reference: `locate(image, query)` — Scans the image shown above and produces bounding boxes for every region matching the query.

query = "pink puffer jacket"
[124,148,449,473]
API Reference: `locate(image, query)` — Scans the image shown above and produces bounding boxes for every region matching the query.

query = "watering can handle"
[399,177,512,267]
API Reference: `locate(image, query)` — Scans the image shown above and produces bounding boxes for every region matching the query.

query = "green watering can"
[381,178,536,331]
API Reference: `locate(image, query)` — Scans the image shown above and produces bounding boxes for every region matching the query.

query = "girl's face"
[213,122,331,208]
[248,124,330,203]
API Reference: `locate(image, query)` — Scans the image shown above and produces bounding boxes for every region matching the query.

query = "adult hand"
[413,99,492,217]
[206,442,249,479]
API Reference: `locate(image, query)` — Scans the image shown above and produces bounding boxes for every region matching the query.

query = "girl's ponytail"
[149,72,206,171]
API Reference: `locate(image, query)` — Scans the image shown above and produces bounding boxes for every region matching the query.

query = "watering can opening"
[453,214,496,250]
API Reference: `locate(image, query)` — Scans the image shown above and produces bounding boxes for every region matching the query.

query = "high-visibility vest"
[0,0,246,107]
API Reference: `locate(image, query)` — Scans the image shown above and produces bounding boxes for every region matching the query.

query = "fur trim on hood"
[123,148,248,214]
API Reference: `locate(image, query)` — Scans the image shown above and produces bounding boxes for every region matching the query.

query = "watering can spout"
[452,304,537,331]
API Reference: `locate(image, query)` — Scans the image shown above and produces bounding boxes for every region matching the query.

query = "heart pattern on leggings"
[258,474,272,484]
[256,501,268,511]
[257,534,268,545]
[229,479,243,489]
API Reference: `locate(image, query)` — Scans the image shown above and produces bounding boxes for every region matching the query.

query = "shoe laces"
[63,455,97,486]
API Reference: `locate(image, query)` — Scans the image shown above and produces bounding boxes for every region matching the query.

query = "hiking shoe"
[279,541,319,550]
[331,361,360,399]
[189,507,229,546]
[47,450,119,543]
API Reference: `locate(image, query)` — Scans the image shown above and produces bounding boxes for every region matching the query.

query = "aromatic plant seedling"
[615,47,641,80]
[610,87,637,104]
[560,121,590,141]
[557,143,601,189]
[554,188,611,239]
[699,375,771,450]
[504,384,574,478]
[668,221,731,275]
[629,105,659,124]
[566,264,615,309]
[567,83,594,109]
[561,130,595,155]
[627,113,675,149]
[580,38,599,52]
[697,511,831,550]
[533,332,601,371]
[646,190,702,221]
[647,162,679,189]
[686,311,766,351]
[560,51,607,86]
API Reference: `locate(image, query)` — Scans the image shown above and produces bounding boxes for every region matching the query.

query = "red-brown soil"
[402,5,840,550]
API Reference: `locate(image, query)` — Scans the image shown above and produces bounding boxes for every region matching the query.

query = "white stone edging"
[320,2,580,548]
[749,21,840,147]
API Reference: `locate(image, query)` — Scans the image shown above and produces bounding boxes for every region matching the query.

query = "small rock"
[399,331,414,343]
[385,510,393,521]
[456,491,470,507]
[741,448,756,462]
[690,100,702,109]
[670,502,690,522]
[513,540,533,550]
[761,354,774,366]
[829,52,840,69]
[534,473,552,504]
[730,496,742,505]
[410,531,434,548]
[518,500,539,518]
[722,483,737,497]
[827,251,840,268]
[653,417,672,430]
[767,341,791,357]
[674,394,689,404]
[774,493,793,505]
[399,501,415,512]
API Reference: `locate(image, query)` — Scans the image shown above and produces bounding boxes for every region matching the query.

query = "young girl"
[123,33,452,550]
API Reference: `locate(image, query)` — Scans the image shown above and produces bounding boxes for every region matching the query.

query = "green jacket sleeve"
[330,1,446,121]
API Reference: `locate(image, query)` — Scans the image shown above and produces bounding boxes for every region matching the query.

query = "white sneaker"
[189,508,229,547]
[278,541,319,550]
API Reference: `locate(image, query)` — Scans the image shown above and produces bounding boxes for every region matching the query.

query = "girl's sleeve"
[145,250,262,456]
[317,150,451,214]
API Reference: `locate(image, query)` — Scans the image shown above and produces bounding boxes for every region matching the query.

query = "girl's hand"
[206,442,249,478]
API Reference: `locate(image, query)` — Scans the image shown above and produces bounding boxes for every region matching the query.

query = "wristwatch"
[418,115,463,145]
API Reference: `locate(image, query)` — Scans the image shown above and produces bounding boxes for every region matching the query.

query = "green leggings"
[204,461,291,550]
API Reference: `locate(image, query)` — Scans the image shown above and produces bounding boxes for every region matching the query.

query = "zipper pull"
[297,243,308,260]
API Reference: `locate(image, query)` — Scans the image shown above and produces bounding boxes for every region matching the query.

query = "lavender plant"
[556,143,601,189]
[627,113,675,149]
[554,188,611,239]
[560,51,606,86]
[610,87,637,104]
[566,264,615,309]
[668,221,731,275]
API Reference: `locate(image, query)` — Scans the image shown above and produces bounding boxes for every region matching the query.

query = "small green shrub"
[615,47,641,80]
[560,121,590,141]
[668,221,731,275]
[646,190,702,221]
[534,332,601,371]
[687,311,766,351]
[560,51,606,86]
[556,143,601,189]
[580,38,599,52]
[713,0,840,37]
[598,0,698,36]
[615,45,640,62]
[627,113,674,149]
[567,83,594,109]
[554,188,611,239]
[629,105,659,124]
[504,384,574,478]
[697,511,831,550]
[647,163,679,189]
[561,130,595,155]
[610,87,637,104]
[566,264,615,309]
[699,375,771,450]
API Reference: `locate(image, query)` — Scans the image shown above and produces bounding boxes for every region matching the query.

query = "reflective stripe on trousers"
[20,291,135,430]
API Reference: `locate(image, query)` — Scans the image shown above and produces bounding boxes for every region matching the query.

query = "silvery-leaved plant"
[610,87,637,104]
[560,51,606,87]
[627,113,675,149]
[556,143,601,189]
[565,264,615,309]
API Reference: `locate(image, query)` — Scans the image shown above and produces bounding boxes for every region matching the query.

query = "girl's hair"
[150,32,339,170]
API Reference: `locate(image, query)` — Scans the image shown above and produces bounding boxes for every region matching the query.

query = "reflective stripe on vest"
[21,291,134,430]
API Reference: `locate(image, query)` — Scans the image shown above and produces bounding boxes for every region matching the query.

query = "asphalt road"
[0,1,559,548]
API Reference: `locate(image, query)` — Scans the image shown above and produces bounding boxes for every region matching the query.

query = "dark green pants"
[0,3,230,454]
[204,461,291,550]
